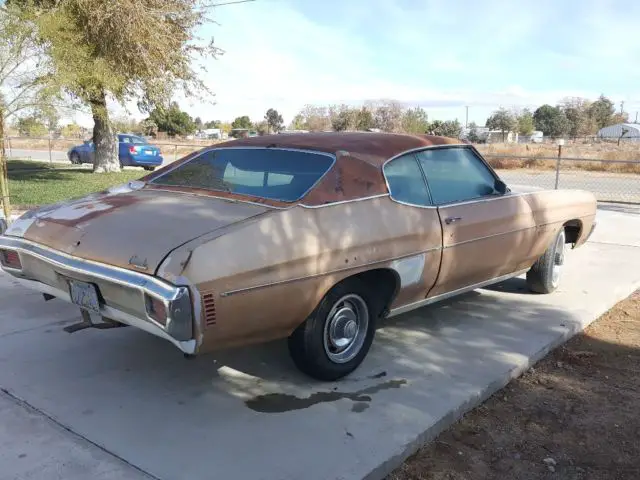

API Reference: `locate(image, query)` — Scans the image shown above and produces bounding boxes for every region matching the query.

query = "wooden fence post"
[554,142,563,189]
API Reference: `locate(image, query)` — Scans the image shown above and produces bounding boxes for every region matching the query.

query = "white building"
[597,123,640,142]
[196,128,225,139]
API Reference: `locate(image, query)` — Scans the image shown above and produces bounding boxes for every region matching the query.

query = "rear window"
[149,148,335,202]
[119,135,148,144]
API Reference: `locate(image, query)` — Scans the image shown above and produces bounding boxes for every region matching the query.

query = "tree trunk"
[0,112,11,225]
[89,89,120,173]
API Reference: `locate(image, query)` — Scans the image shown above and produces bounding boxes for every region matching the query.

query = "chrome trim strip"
[11,276,196,354]
[142,187,292,210]
[388,269,528,317]
[383,143,467,166]
[436,191,533,208]
[148,146,337,204]
[221,246,442,297]
[386,197,437,210]
[0,236,182,301]
[299,193,390,209]
[444,225,537,248]
[380,143,537,209]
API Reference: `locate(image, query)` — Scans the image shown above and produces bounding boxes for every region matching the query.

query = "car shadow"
[481,277,530,294]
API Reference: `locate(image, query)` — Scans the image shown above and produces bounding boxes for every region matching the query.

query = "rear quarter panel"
[524,189,597,259]
[180,197,443,352]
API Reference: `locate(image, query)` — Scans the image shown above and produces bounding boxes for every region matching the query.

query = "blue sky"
[106,0,640,127]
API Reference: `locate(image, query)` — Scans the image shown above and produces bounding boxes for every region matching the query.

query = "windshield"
[149,148,334,202]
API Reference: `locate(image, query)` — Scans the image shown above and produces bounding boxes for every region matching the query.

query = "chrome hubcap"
[551,232,565,287]
[323,294,369,364]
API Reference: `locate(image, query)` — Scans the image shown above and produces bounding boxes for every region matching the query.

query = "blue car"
[67,133,164,171]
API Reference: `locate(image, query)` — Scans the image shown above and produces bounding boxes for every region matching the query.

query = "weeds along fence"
[3,136,639,204]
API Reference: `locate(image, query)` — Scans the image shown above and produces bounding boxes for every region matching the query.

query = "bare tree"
[367,99,404,132]
[11,0,223,173]
[0,6,56,222]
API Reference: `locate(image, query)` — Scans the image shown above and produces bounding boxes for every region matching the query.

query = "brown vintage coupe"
[0,132,597,380]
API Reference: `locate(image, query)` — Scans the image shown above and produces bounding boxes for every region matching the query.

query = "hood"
[6,182,270,273]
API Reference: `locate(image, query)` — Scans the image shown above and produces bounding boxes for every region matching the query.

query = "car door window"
[383,154,432,206]
[416,147,498,205]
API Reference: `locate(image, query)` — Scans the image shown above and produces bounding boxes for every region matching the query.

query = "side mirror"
[494,178,508,195]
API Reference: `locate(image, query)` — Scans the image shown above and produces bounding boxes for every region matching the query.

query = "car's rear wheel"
[70,152,81,164]
[288,279,377,381]
[143,166,155,171]
[526,228,566,294]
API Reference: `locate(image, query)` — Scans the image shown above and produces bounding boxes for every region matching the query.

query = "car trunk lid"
[8,184,270,273]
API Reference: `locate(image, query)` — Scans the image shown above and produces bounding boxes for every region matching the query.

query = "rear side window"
[150,148,334,202]
[416,147,498,204]
[383,154,432,206]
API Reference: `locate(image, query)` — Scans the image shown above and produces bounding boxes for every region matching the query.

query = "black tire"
[70,152,81,164]
[143,166,155,171]
[288,278,378,381]
[526,228,566,294]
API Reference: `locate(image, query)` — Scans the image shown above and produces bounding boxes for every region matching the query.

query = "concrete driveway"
[1,204,639,480]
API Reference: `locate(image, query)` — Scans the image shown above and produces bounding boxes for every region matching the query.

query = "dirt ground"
[388,290,640,480]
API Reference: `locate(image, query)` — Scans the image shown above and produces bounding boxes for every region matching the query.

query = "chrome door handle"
[444,216,462,224]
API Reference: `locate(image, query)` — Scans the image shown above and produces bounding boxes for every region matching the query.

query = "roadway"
[498,169,639,203]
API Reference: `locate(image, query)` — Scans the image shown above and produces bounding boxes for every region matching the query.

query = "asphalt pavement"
[498,169,640,203]
[0,204,638,480]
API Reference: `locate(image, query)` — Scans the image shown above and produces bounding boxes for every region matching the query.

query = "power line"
[201,0,257,8]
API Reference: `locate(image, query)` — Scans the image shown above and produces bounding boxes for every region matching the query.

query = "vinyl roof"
[215,131,462,167]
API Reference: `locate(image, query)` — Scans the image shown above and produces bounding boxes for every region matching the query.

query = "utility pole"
[620,100,625,115]
[635,111,638,124]
[465,106,469,128]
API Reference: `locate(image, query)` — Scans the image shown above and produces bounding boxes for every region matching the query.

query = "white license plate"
[68,280,101,313]
[144,150,154,155]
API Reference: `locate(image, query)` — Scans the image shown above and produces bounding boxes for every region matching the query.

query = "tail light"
[145,294,168,325]
[0,249,22,270]
[129,145,137,154]
[144,287,193,341]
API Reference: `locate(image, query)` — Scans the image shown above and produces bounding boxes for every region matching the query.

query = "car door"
[382,153,443,308]
[415,146,537,298]
[79,141,94,164]
[118,135,130,165]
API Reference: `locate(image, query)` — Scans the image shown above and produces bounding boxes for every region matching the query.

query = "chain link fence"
[486,155,640,204]
[4,136,639,204]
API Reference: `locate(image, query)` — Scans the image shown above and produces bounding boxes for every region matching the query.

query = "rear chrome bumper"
[0,235,197,354]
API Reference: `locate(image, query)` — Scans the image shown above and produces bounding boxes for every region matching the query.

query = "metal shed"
[597,123,640,141]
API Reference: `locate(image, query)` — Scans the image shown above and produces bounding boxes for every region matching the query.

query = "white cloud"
[69,0,640,127]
